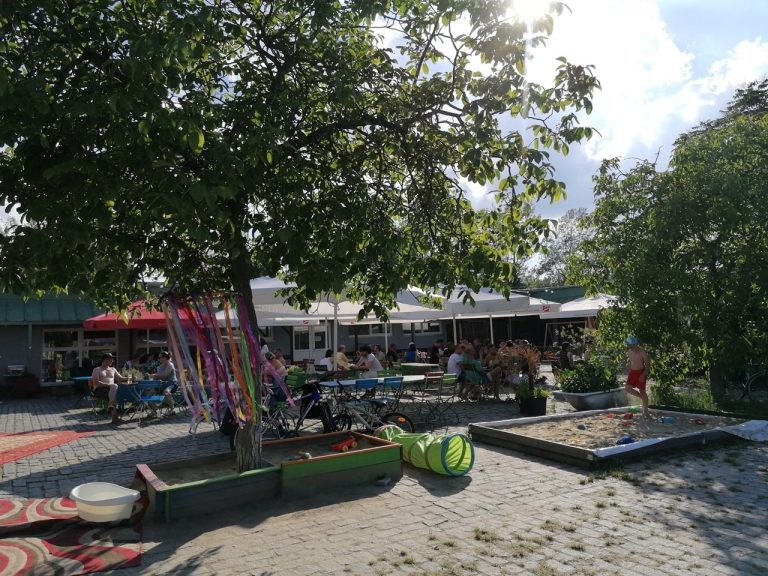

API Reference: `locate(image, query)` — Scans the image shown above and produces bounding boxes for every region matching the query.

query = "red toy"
[330,436,358,452]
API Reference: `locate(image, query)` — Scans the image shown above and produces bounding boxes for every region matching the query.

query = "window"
[42,328,116,382]
[348,324,391,337]
[404,322,442,334]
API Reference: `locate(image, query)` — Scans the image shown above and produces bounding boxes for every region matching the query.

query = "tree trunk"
[708,362,727,404]
[228,230,263,472]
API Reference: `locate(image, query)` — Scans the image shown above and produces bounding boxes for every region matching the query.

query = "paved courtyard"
[1,393,766,575]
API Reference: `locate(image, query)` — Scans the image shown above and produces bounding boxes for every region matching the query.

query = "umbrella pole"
[489,314,494,345]
[452,313,457,343]
[333,304,338,370]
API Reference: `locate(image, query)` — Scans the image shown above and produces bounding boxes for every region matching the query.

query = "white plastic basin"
[69,482,140,523]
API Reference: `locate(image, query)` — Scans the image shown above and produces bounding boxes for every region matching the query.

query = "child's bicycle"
[331,383,415,434]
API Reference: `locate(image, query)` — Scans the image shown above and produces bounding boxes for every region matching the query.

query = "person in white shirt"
[446,344,464,375]
[90,353,131,424]
[316,349,334,371]
[355,344,383,378]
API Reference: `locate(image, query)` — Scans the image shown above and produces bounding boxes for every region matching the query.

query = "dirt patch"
[499,411,745,450]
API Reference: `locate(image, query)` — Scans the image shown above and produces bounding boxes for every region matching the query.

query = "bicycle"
[728,364,768,403]
[331,382,415,434]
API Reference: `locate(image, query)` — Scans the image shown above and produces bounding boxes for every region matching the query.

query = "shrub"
[559,362,618,393]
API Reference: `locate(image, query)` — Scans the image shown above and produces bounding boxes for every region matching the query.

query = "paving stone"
[1,395,767,575]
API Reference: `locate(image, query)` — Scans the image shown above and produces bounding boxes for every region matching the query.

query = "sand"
[500,410,745,450]
[154,434,382,486]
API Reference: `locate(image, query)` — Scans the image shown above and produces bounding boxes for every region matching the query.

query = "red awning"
[83,301,168,330]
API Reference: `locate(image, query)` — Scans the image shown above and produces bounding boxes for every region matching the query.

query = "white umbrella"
[539,294,616,319]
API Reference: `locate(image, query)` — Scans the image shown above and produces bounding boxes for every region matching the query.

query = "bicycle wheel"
[332,413,353,431]
[379,412,415,433]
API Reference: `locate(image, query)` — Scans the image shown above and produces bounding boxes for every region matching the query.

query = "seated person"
[316,349,334,372]
[273,348,287,367]
[90,352,132,424]
[147,351,178,413]
[404,342,417,362]
[265,352,288,378]
[446,344,464,375]
[385,344,399,367]
[457,346,489,400]
[354,344,383,378]
[335,345,352,370]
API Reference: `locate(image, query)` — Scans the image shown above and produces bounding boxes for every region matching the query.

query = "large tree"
[571,80,768,402]
[0,0,598,324]
[528,207,591,286]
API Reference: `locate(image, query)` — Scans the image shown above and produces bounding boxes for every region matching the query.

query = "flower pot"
[558,388,626,411]
[519,397,547,416]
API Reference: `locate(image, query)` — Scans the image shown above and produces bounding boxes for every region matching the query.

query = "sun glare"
[507,0,549,24]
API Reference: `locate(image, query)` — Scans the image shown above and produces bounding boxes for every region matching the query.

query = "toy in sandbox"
[330,436,358,452]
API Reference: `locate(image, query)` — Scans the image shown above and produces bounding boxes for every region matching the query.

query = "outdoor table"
[399,363,440,375]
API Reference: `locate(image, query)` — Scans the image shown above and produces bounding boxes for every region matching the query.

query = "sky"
[462,0,768,218]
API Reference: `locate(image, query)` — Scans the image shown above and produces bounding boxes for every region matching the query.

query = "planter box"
[556,388,626,411]
[136,431,402,522]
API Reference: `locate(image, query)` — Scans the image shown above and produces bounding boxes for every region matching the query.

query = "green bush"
[559,362,618,393]
[516,376,550,399]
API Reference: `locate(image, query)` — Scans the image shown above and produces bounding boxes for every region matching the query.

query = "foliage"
[528,207,592,286]
[558,361,618,394]
[569,80,768,402]
[516,375,550,399]
[508,342,541,375]
[123,368,145,382]
[285,365,304,375]
[0,0,598,323]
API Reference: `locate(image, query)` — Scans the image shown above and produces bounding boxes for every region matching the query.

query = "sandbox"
[136,431,402,522]
[468,408,747,468]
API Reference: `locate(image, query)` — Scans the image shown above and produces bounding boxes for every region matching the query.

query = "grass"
[473,528,501,543]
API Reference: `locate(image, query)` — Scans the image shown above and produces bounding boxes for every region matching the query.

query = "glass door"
[293,326,327,362]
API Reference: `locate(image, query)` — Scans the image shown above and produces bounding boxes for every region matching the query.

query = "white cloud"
[458,176,496,210]
[525,1,768,162]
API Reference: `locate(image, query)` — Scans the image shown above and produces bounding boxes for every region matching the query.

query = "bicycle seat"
[367,398,387,409]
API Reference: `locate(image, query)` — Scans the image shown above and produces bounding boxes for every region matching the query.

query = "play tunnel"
[376,425,474,477]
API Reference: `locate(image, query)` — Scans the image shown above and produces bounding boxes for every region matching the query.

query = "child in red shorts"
[625,336,650,417]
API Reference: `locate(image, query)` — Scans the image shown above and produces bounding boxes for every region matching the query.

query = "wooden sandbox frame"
[136,431,402,522]
[468,408,745,469]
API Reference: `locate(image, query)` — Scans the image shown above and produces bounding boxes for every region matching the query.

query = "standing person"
[625,336,651,417]
[355,344,383,378]
[91,353,132,424]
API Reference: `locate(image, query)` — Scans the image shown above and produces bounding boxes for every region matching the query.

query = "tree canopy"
[527,207,590,286]
[570,80,768,400]
[0,0,598,321]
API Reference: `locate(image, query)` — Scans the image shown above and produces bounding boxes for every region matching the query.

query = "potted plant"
[557,361,625,410]
[515,376,550,416]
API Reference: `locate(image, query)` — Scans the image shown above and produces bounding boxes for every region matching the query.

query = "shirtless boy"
[625,336,650,417]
